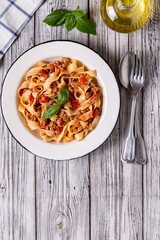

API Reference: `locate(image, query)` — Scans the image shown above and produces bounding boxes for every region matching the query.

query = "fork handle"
[122,95,137,163]
[134,111,147,165]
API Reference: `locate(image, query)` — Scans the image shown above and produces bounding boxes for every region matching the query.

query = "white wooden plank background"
[143,2,160,239]
[0,0,160,239]
[0,18,36,240]
[35,1,90,240]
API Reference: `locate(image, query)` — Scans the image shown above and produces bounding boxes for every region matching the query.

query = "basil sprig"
[42,85,69,119]
[43,6,96,35]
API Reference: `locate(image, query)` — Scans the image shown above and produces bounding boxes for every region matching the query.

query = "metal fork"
[135,108,147,165]
[122,52,145,163]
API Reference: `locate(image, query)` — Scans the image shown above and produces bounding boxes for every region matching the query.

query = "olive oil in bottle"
[100,0,151,33]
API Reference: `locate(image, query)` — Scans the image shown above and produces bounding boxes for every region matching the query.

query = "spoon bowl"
[119,51,135,92]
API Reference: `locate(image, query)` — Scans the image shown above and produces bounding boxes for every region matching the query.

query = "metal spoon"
[119,51,147,164]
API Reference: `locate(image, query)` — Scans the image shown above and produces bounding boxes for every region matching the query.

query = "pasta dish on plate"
[18,57,102,143]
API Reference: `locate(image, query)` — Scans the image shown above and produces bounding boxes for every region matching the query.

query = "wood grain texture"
[118,30,143,240]
[143,1,160,239]
[89,2,120,238]
[35,1,90,240]
[89,0,143,239]
[0,0,160,239]
[0,18,36,240]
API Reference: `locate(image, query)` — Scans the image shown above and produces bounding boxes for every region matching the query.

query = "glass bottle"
[100,0,151,33]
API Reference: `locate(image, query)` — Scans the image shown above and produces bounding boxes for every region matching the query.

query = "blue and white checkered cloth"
[0,0,44,60]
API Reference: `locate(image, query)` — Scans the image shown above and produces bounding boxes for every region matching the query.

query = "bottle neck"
[117,0,138,8]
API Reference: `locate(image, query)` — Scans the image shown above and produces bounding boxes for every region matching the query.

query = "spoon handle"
[122,95,137,163]
[134,110,147,165]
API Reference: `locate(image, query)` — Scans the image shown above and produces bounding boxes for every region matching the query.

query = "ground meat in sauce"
[68,86,74,92]
[85,91,92,99]
[67,100,73,110]
[53,58,71,72]
[25,110,38,122]
[48,99,55,106]
[74,115,80,120]
[88,118,93,124]
[91,86,98,94]
[71,121,82,133]
[19,57,101,142]
[46,121,57,131]
[61,57,71,68]
[75,92,81,98]
[68,79,79,90]
[44,121,62,136]
[70,72,76,77]
[50,80,59,88]
[58,110,69,122]
[83,122,92,132]
[33,101,41,111]
[50,81,60,96]
[39,118,48,126]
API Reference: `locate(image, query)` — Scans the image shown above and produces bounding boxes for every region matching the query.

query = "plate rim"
[1,39,120,161]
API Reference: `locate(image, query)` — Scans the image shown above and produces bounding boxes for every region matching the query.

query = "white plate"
[1,40,120,160]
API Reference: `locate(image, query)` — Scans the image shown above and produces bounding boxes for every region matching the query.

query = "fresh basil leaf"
[75,16,96,35]
[42,103,61,119]
[72,9,87,18]
[43,7,96,35]
[43,9,69,26]
[58,85,69,104]
[42,86,69,118]
[54,99,62,104]
[65,14,76,31]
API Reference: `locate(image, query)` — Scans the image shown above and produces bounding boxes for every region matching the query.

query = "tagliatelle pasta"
[18,57,102,143]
